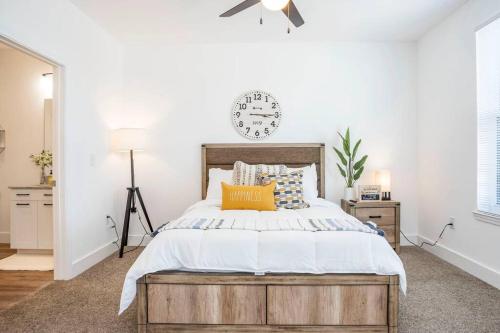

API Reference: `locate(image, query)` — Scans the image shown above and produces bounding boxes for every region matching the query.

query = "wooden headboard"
[201,143,325,199]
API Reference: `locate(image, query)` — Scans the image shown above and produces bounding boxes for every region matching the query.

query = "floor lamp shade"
[111,128,146,152]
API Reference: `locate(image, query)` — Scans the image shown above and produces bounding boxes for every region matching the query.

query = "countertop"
[8,185,54,190]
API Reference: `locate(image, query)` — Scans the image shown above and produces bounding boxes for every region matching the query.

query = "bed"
[120,143,405,333]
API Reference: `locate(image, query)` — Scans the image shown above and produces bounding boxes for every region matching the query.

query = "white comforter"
[119,198,406,314]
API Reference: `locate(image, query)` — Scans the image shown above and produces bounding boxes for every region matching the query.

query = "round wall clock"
[231,90,282,140]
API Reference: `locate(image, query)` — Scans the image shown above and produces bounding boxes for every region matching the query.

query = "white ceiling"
[70,0,467,44]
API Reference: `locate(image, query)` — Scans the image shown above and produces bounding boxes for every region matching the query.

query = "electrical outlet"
[449,217,456,229]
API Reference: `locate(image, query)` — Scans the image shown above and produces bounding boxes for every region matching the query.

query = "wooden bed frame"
[137,143,399,333]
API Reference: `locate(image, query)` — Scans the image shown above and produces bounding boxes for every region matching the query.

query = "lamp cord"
[400,223,453,248]
[107,210,150,255]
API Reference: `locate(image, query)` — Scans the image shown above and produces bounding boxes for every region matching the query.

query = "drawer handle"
[44,194,53,197]
[16,203,30,206]
[16,193,30,196]
[44,203,53,206]
[369,215,382,219]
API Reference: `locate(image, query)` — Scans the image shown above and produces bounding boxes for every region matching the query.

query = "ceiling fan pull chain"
[287,2,291,34]
[260,2,263,25]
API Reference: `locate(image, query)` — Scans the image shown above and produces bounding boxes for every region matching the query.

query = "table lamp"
[111,128,154,257]
[375,170,391,201]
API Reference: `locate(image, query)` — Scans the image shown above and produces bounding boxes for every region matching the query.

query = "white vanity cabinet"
[9,187,53,250]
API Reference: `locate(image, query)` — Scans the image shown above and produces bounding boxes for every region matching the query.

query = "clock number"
[245,96,252,103]
[264,128,269,135]
[265,96,269,103]
[255,130,260,137]
[235,112,241,118]
[274,112,280,118]
[246,127,250,134]
[238,103,247,110]
[271,121,276,127]
[272,102,277,109]
[253,93,262,101]
[238,121,243,127]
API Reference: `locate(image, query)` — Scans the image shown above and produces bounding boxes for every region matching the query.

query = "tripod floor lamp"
[111,128,154,258]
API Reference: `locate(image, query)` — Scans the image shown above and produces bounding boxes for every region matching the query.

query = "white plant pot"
[344,187,356,201]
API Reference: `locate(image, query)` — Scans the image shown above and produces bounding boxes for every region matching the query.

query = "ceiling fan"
[220,0,305,31]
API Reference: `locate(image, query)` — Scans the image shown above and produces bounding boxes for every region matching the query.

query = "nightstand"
[341,199,400,254]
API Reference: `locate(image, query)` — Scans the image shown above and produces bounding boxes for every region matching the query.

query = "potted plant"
[30,150,53,185]
[334,128,368,200]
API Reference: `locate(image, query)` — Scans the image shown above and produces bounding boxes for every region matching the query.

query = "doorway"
[0,35,65,309]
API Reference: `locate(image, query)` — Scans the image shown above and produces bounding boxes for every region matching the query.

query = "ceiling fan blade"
[283,0,305,27]
[220,0,261,17]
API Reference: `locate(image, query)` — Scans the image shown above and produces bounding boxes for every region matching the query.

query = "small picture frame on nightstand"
[358,185,381,201]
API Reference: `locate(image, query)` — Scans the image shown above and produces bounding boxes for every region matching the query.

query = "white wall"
[417,0,500,288]
[0,0,123,278]
[118,42,419,238]
[0,47,53,242]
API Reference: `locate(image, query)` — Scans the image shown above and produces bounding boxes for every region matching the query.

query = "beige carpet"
[0,247,499,332]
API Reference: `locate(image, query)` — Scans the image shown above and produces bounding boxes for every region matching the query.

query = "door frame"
[0,35,68,279]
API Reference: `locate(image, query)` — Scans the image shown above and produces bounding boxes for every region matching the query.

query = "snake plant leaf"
[333,147,347,166]
[353,155,368,170]
[352,139,361,160]
[337,131,345,141]
[347,172,354,187]
[343,128,351,157]
[336,163,347,178]
[353,166,364,181]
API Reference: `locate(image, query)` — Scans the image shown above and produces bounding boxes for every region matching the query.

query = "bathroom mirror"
[0,125,5,153]
[44,99,52,151]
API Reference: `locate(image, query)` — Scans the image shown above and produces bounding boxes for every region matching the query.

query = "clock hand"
[249,113,275,117]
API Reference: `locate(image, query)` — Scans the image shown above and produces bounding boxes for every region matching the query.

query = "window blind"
[476,17,500,216]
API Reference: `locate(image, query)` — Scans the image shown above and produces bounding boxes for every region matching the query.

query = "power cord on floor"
[400,223,453,248]
[106,212,150,255]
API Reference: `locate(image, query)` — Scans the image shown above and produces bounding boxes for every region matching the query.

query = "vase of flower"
[30,150,53,185]
[40,166,47,185]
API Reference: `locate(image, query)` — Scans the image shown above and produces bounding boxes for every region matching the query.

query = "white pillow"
[206,168,233,201]
[288,163,318,201]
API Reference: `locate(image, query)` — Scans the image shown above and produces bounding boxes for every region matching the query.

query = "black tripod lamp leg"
[136,188,154,233]
[119,189,134,258]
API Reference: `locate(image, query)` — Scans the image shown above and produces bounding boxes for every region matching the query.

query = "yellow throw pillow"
[221,181,277,211]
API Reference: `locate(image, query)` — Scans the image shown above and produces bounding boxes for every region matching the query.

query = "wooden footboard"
[137,272,399,333]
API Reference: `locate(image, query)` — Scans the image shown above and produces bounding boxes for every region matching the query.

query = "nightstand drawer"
[380,226,395,243]
[354,208,395,226]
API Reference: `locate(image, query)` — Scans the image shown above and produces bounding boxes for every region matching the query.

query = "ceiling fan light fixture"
[261,0,289,11]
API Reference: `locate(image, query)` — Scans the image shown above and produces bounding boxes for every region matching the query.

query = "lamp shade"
[111,128,146,152]
[375,170,391,192]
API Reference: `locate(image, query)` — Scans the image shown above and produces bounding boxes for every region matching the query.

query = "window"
[475,16,500,224]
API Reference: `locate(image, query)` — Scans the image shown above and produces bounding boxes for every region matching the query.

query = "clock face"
[232,90,282,140]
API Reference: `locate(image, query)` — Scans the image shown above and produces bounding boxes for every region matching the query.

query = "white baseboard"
[69,235,151,279]
[0,231,9,243]
[400,233,418,246]
[417,235,500,290]
[127,234,152,246]
[70,241,116,278]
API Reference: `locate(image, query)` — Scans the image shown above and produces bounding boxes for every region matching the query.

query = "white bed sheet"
[119,198,406,314]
